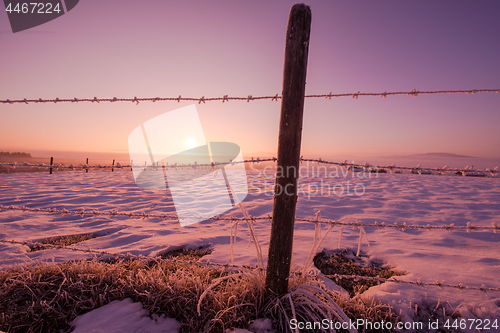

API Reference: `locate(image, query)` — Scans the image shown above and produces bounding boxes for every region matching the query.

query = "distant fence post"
[49,157,53,174]
[86,158,89,173]
[112,159,115,172]
[265,3,311,296]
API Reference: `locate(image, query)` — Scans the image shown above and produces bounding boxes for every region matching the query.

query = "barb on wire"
[2,88,499,104]
[1,205,498,233]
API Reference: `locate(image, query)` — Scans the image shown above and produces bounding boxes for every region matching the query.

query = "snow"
[1,165,500,331]
[70,298,181,333]
[226,319,274,333]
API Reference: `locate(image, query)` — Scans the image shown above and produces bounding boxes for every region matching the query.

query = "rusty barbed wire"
[2,155,498,177]
[0,158,278,168]
[0,204,179,220]
[295,217,500,233]
[1,89,499,105]
[0,158,276,170]
[0,95,281,105]
[307,88,500,99]
[300,158,500,176]
[0,162,125,169]
[1,205,498,233]
[322,273,500,292]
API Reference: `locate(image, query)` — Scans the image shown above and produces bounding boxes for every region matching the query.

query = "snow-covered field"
[1,164,500,331]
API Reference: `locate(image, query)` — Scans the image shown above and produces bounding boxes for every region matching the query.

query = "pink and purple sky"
[1,0,499,161]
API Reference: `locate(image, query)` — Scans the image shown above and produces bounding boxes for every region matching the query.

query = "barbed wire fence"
[1,88,500,296]
[2,87,499,176]
[1,156,499,177]
[1,88,499,105]
[0,204,499,294]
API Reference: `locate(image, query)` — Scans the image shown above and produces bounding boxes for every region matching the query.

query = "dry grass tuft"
[28,233,97,252]
[0,258,262,333]
[314,249,405,297]
[160,246,213,261]
[0,254,398,333]
[268,271,398,333]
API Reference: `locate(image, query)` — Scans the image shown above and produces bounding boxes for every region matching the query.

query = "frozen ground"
[1,164,499,331]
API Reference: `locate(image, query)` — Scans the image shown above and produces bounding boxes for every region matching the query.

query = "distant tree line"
[0,151,32,157]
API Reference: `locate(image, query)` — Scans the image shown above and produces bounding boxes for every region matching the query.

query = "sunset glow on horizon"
[1,0,499,161]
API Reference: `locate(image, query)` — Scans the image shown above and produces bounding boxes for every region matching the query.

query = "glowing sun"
[185,138,196,149]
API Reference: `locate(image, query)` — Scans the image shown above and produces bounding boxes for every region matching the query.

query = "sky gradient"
[1,0,499,161]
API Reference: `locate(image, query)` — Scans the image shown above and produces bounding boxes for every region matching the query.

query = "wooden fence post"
[265,3,311,296]
[86,158,89,173]
[49,157,53,174]
[112,159,115,172]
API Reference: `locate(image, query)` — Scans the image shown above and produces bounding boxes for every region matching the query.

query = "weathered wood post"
[112,159,115,172]
[265,3,311,296]
[49,157,53,174]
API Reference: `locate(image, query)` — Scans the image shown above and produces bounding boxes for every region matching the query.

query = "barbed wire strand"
[1,205,498,233]
[0,237,497,293]
[2,156,498,176]
[0,158,278,170]
[0,238,261,272]
[322,273,500,293]
[1,89,499,105]
[301,158,499,175]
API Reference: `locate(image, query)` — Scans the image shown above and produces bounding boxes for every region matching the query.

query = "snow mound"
[226,318,275,333]
[70,298,181,333]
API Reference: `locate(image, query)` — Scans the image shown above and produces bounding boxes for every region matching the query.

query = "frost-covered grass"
[28,233,97,252]
[2,170,499,330]
[314,249,405,297]
[268,271,398,333]
[0,257,397,333]
[160,246,213,261]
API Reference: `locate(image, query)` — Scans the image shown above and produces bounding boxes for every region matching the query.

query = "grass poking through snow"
[160,246,213,261]
[0,253,399,333]
[27,233,97,252]
[314,249,405,297]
